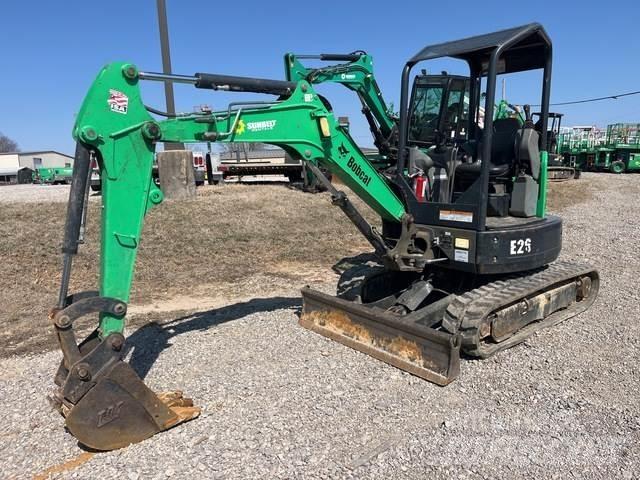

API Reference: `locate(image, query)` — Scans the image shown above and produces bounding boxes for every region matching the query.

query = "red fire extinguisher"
[413,174,427,202]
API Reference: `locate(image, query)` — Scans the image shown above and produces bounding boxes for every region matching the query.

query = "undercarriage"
[301,259,598,384]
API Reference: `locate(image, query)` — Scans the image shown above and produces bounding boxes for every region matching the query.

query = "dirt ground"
[0,176,594,358]
[0,183,378,357]
[1,172,639,479]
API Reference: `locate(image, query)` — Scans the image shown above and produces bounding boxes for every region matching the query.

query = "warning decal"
[454,249,469,263]
[439,210,473,223]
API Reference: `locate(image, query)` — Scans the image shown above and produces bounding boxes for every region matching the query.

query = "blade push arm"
[71,62,406,337]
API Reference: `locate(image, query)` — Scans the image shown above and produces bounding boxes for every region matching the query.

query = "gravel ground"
[1,173,639,479]
[0,180,291,204]
[0,184,76,203]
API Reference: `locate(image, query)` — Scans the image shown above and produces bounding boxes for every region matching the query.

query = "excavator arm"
[52,62,406,450]
[284,53,397,156]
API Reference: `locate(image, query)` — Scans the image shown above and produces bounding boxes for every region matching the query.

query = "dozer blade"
[300,287,460,386]
[61,361,200,451]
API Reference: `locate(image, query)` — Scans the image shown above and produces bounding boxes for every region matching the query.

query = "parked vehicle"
[35,167,73,184]
[192,151,206,186]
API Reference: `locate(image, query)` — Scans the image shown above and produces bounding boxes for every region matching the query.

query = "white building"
[0,150,74,183]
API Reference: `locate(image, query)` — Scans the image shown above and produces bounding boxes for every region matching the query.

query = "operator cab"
[387,23,558,274]
[397,23,552,222]
[404,72,542,219]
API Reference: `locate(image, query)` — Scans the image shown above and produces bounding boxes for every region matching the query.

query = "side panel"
[475,215,562,274]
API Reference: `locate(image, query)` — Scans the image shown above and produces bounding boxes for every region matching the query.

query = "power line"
[532,89,640,107]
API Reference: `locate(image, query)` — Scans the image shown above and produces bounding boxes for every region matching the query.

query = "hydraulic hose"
[58,142,91,307]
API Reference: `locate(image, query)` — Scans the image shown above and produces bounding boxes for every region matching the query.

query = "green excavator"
[50,23,598,450]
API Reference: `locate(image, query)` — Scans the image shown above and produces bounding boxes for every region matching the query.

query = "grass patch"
[0,184,375,356]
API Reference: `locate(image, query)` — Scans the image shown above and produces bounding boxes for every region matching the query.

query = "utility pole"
[155,0,195,198]
[156,0,183,150]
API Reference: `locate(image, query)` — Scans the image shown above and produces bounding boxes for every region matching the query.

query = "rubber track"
[443,260,598,358]
[548,167,576,182]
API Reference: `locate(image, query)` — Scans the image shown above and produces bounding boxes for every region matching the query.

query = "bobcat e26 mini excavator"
[50,23,598,450]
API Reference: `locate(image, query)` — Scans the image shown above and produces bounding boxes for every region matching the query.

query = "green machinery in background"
[34,166,74,184]
[49,24,598,451]
[559,123,640,173]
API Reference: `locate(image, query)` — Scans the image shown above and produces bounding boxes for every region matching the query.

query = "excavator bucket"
[49,296,200,451]
[58,361,200,451]
[300,287,460,386]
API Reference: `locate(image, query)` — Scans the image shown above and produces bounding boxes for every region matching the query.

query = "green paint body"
[284,54,396,140]
[36,167,73,184]
[72,62,406,337]
[536,150,548,217]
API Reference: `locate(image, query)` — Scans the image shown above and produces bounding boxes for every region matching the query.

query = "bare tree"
[0,132,19,153]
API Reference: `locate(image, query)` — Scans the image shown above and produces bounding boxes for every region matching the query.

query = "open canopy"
[408,23,551,74]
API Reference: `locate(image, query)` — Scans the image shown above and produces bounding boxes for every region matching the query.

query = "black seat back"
[456,118,520,178]
[515,126,541,180]
[490,118,520,173]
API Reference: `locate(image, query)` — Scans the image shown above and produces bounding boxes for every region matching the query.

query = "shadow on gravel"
[126,296,302,379]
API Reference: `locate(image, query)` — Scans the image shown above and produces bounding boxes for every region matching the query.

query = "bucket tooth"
[300,287,460,386]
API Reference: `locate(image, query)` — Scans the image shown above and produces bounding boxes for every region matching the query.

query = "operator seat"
[456,117,521,177]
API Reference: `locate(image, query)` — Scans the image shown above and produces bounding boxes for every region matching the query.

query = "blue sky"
[1,0,639,154]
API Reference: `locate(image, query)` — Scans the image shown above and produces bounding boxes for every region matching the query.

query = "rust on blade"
[300,303,459,386]
[306,309,424,365]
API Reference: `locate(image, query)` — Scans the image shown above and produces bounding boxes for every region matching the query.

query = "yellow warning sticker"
[455,237,470,249]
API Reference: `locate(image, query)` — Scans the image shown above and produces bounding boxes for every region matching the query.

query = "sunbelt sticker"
[235,119,277,135]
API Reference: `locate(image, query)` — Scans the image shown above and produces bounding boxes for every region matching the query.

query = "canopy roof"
[408,23,551,74]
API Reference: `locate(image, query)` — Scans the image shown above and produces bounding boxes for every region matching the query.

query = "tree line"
[0,132,19,153]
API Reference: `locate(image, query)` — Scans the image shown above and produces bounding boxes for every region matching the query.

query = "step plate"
[300,287,460,386]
